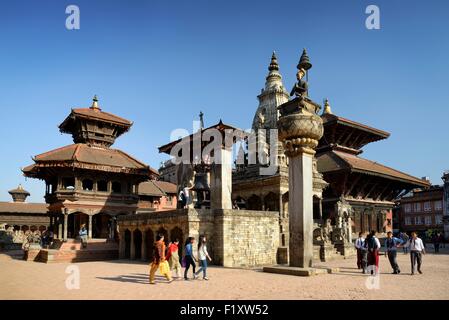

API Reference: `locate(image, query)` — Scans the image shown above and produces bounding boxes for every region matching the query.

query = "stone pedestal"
[210,148,232,210]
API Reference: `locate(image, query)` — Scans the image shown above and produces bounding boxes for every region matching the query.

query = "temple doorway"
[92,213,111,238]
[134,229,142,259]
[68,212,89,239]
[124,229,131,259]
[247,194,262,210]
[264,192,279,211]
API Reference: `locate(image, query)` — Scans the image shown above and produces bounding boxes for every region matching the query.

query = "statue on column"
[290,67,308,98]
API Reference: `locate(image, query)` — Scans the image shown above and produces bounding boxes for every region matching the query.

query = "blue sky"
[0,0,448,202]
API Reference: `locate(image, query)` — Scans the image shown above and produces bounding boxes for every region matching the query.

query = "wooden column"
[63,213,68,241]
[119,231,125,259]
[130,229,135,259]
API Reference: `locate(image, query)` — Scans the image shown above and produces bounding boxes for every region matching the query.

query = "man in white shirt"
[354,232,365,270]
[402,231,426,275]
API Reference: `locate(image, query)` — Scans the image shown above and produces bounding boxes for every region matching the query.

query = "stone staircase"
[37,238,118,263]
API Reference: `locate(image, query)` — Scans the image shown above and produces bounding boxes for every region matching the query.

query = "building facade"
[443,171,449,239]
[0,185,50,233]
[397,185,444,234]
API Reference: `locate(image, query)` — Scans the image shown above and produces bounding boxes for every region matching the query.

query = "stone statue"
[258,111,265,126]
[322,219,333,243]
[290,67,308,98]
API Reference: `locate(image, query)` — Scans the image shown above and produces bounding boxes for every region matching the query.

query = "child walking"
[195,235,212,280]
[166,239,182,279]
[184,237,198,280]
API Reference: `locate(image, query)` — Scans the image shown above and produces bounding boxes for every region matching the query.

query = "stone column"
[58,216,63,239]
[63,213,68,242]
[130,229,135,259]
[88,215,93,239]
[278,100,323,269]
[210,147,233,210]
[288,151,314,267]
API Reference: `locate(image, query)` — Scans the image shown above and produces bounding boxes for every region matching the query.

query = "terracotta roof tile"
[0,202,48,214]
[71,108,132,126]
[24,144,158,176]
[138,181,165,197]
[153,180,177,194]
[317,150,429,187]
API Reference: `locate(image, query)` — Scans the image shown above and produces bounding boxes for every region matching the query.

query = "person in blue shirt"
[384,231,403,274]
[184,237,198,280]
[79,224,88,249]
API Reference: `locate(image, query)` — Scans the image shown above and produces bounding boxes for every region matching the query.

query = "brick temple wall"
[117,208,279,268]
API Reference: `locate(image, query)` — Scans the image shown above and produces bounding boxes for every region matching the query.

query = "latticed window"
[434,200,443,211]
[404,203,412,213]
[424,201,431,212]
[414,216,423,225]
[405,217,412,225]
[435,215,443,224]
[424,216,432,225]
[413,202,422,212]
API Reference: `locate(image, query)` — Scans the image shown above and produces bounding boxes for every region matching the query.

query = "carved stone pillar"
[277,99,323,269]
[210,147,233,210]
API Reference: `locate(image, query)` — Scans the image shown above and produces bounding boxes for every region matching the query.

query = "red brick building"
[396,185,444,234]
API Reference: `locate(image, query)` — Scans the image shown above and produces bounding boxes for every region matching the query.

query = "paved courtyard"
[1,249,449,300]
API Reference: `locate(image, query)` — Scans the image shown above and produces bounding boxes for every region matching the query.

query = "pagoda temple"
[23,96,157,242]
[315,99,429,254]
[232,50,430,260]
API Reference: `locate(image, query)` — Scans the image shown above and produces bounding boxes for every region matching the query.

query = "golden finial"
[323,98,332,115]
[91,95,100,110]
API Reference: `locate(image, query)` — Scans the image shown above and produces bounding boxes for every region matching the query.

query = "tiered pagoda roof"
[23,96,157,179]
[23,143,157,178]
[317,100,429,202]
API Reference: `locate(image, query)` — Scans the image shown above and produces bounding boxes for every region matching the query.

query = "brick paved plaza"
[1,248,449,300]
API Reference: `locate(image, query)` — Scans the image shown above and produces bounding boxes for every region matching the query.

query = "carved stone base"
[263,265,329,277]
[320,243,340,262]
[277,246,289,265]
[335,242,356,258]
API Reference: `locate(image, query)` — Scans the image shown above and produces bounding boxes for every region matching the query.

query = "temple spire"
[91,95,100,110]
[268,51,279,71]
[199,111,204,129]
[264,51,284,90]
[8,184,30,203]
[323,98,332,115]
[297,48,312,71]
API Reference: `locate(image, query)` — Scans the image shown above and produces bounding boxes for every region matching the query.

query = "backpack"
[365,236,378,250]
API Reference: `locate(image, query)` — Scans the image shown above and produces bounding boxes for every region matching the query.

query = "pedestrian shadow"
[96,273,171,285]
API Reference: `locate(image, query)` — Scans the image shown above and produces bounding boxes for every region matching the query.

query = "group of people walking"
[355,230,426,275]
[149,234,212,284]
